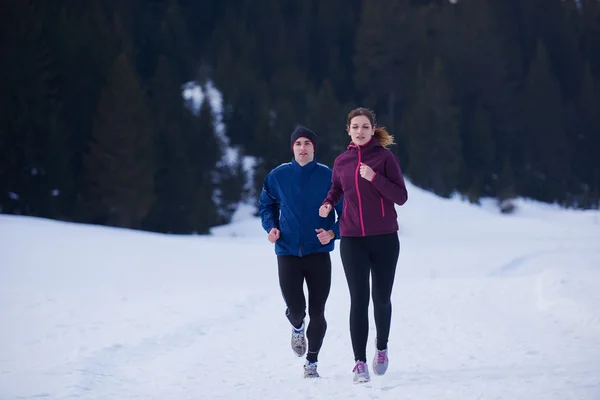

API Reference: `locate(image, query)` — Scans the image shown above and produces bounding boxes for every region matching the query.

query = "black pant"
[277,251,332,363]
[340,233,400,362]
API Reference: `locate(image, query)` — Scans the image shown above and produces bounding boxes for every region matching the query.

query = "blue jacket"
[259,157,343,257]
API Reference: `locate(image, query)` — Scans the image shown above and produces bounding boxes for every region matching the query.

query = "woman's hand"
[319,203,332,218]
[359,163,375,181]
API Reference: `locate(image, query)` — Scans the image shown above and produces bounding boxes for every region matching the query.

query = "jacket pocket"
[380,197,385,217]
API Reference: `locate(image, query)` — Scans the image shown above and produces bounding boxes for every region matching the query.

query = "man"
[259,125,343,378]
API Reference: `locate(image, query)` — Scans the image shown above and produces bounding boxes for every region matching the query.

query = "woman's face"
[348,115,374,146]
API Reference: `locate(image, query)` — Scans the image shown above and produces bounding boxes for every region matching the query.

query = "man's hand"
[316,228,335,245]
[359,163,375,181]
[268,228,280,243]
[319,203,332,218]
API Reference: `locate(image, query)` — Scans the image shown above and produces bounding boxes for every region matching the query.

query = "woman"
[319,107,408,383]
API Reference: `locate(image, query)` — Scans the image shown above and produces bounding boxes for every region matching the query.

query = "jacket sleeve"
[331,196,344,239]
[258,172,279,232]
[370,152,408,206]
[322,163,343,207]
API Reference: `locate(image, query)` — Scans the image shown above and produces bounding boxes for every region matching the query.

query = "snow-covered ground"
[1,181,600,399]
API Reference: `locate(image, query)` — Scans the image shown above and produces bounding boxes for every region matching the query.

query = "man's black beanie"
[290,125,318,151]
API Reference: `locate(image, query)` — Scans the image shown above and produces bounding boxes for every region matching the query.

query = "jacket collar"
[347,136,382,150]
[292,156,318,174]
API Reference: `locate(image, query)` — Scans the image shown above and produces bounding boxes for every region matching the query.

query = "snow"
[1,180,600,399]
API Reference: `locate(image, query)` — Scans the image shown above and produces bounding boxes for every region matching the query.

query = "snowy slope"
[1,181,600,400]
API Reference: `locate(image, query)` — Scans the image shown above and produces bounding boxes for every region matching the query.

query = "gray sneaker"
[372,348,389,375]
[352,361,370,383]
[303,361,319,378]
[291,324,306,357]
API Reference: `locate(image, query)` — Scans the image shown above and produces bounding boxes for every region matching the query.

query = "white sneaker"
[291,323,306,357]
[352,360,370,383]
[372,348,389,375]
[303,360,319,378]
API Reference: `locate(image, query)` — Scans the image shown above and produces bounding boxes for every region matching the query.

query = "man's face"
[293,137,315,165]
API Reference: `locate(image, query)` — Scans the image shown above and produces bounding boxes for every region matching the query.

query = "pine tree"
[215,156,247,225]
[125,0,164,85]
[83,52,155,228]
[143,55,198,233]
[310,0,361,100]
[187,95,221,233]
[438,0,523,163]
[464,102,496,200]
[0,0,71,218]
[179,0,227,59]
[497,156,517,213]
[537,0,584,103]
[564,63,599,206]
[401,58,462,197]
[305,79,352,166]
[521,41,570,203]
[497,157,517,202]
[579,0,600,78]
[51,0,118,222]
[157,0,195,81]
[353,0,423,130]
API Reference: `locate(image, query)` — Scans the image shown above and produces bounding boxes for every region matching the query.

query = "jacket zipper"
[299,174,304,256]
[355,147,366,236]
[380,197,385,217]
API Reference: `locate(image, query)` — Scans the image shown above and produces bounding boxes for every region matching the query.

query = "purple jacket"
[322,137,408,237]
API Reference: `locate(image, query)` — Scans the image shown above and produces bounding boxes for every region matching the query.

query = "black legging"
[340,233,400,362]
[277,252,332,362]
